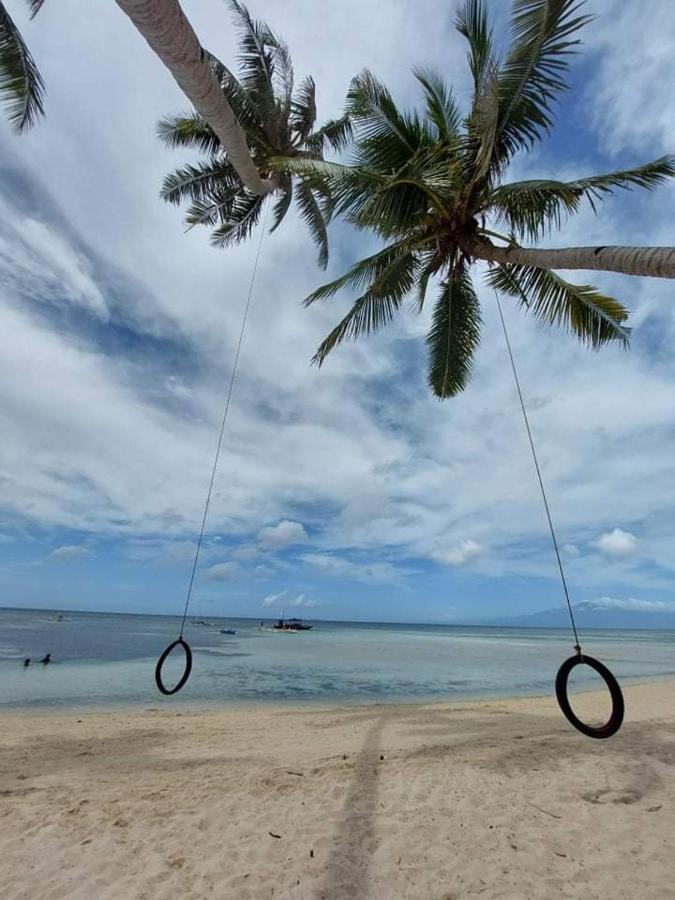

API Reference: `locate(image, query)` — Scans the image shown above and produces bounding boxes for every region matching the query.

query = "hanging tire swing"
[555,652,624,739]
[155,638,193,696]
[495,290,624,739]
[154,202,270,696]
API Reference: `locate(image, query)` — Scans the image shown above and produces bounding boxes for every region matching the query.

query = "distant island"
[461,599,675,630]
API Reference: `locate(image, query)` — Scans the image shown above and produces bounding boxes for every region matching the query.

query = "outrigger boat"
[273,617,312,632]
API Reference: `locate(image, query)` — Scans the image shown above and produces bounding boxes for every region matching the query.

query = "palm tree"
[115,0,269,195]
[282,0,675,397]
[0,0,45,132]
[157,0,351,267]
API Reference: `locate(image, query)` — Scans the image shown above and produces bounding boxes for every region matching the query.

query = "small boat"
[219,628,236,635]
[273,617,312,632]
[191,618,213,626]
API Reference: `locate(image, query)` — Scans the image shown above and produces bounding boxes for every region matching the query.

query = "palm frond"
[27,0,46,17]
[482,0,593,172]
[269,176,293,232]
[414,67,461,142]
[426,261,482,398]
[304,238,423,305]
[157,113,222,155]
[295,180,329,268]
[416,250,442,311]
[562,155,675,205]
[0,3,45,131]
[454,0,495,96]
[160,159,240,206]
[226,0,276,110]
[490,156,675,240]
[311,249,422,365]
[291,75,316,141]
[304,114,353,155]
[204,49,265,139]
[489,179,581,240]
[210,191,265,247]
[270,33,293,111]
[348,69,431,173]
[486,262,630,347]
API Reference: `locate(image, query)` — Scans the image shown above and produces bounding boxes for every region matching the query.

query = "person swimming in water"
[39,653,51,665]
[23,658,30,667]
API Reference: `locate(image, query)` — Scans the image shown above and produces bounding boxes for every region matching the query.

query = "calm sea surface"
[1,607,674,710]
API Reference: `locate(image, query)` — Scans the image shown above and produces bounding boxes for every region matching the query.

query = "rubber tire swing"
[155,638,193,696]
[555,653,624,739]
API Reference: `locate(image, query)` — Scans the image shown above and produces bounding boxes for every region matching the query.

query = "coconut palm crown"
[158,0,351,267]
[0,0,45,132]
[280,0,675,397]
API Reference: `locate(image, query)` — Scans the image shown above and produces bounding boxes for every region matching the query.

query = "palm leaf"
[561,155,675,205]
[204,50,266,142]
[304,238,425,305]
[295,180,329,268]
[414,67,461,142]
[311,249,422,365]
[210,191,265,247]
[348,70,431,173]
[304,114,353,155]
[0,3,45,131]
[269,176,293,232]
[226,0,276,111]
[490,156,675,240]
[454,0,495,96]
[426,261,482,398]
[157,113,222,155]
[160,159,240,206]
[291,75,316,141]
[27,0,46,17]
[486,262,630,347]
[482,0,593,172]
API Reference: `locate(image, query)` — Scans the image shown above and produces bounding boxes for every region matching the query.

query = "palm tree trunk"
[114,0,271,196]
[470,239,675,279]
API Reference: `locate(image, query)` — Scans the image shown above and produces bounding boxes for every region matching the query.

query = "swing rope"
[178,198,271,638]
[493,289,582,653]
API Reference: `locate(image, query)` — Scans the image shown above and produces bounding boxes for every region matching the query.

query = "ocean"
[1,607,674,710]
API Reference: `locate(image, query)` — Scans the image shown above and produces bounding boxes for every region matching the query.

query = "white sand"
[1,680,673,899]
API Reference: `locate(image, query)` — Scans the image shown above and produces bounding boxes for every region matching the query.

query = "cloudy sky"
[1,0,674,623]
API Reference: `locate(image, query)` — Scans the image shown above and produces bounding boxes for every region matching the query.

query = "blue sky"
[1,0,675,623]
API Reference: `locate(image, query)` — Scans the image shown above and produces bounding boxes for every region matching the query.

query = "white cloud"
[205,561,240,581]
[594,528,638,558]
[262,590,287,607]
[289,593,319,608]
[48,545,90,561]
[300,553,405,586]
[233,543,259,561]
[258,520,308,549]
[586,596,675,613]
[432,540,482,567]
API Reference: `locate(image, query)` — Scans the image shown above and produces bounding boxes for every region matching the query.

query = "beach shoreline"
[1,679,673,899]
[2,669,673,718]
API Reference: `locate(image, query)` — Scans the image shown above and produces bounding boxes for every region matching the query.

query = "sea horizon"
[2,603,673,632]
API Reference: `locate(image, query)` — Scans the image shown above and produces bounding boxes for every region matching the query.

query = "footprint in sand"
[582,788,641,805]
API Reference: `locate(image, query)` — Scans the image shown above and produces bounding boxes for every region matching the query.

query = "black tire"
[155,638,193,696]
[555,654,624,739]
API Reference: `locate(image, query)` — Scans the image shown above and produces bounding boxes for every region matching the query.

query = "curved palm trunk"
[114,0,271,196]
[470,240,675,279]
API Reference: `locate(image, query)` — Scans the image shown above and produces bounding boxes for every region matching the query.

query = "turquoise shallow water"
[1,607,674,709]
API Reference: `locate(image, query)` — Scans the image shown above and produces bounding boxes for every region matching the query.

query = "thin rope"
[178,199,270,637]
[494,289,582,653]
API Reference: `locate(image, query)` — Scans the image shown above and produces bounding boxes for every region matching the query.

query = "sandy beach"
[1,680,673,900]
